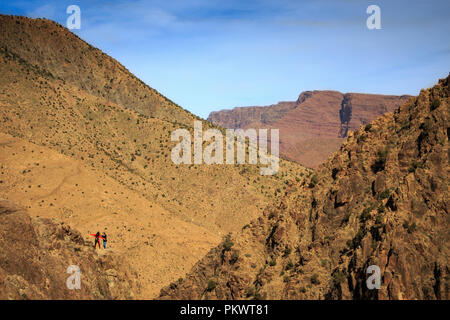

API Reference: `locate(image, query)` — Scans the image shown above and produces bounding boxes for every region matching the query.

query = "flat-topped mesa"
[208,101,297,129]
[208,90,411,168]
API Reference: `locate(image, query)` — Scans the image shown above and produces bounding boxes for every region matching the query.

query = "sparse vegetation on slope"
[0,15,310,298]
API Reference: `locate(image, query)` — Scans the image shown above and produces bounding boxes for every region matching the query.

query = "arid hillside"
[161,76,449,300]
[0,15,195,124]
[0,15,310,298]
[0,199,138,299]
[208,91,411,168]
[0,132,221,298]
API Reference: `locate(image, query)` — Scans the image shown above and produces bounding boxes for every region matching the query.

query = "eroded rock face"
[208,101,297,130]
[161,76,449,300]
[208,91,411,168]
[0,200,138,299]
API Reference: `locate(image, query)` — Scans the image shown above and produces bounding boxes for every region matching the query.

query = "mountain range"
[0,15,448,300]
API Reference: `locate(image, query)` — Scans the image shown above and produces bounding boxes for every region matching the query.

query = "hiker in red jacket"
[94,231,101,249]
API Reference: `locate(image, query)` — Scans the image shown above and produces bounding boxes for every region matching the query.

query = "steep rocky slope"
[161,75,449,300]
[208,91,411,168]
[0,200,138,299]
[0,15,194,124]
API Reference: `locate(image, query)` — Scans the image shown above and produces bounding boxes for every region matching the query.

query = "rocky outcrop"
[161,75,449,300]
[0,200,138,299]
[208,91,411,168]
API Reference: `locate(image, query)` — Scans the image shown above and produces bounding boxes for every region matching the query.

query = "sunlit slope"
[0,15,310,236]
[0,15,196,124]
[0,132,222,298]
[0,15,311,299]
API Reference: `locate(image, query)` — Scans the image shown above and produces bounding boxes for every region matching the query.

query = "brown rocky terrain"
[0,132,222,298]
[0,15,310,298]
[208,91,411,168]
[0,199,138,299]
[0,15,195,125]
[161,75,449,300]
[1,14,447,301]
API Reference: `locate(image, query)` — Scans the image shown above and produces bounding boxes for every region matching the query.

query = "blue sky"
[1,0,449,118]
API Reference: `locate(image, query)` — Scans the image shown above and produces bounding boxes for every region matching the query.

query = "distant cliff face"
[208,91,411,168]
[208,101,297,129]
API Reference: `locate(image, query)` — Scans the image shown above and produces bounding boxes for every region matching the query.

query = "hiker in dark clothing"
[94,231,101,249]
[102,232,107,249]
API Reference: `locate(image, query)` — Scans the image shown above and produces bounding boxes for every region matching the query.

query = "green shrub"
[309,174,319,188]
[223,235,234,251]
[311,274,320,285]
[207,280,217,291]
[400,119,410,130]
[431,98,441,110]
[379,189,390,199]
[408,160,424,173]
[283,247,292,256]
[169,282,177,289]
[375,213,383,225]
[285,260,294,270]
[349,228,366,249]
[360,205,375,223]
[421,119,432,134]
[332,270,347,285]
[371,147,389,173]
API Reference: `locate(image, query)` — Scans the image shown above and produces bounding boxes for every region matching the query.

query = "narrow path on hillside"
[35,163,82,200]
